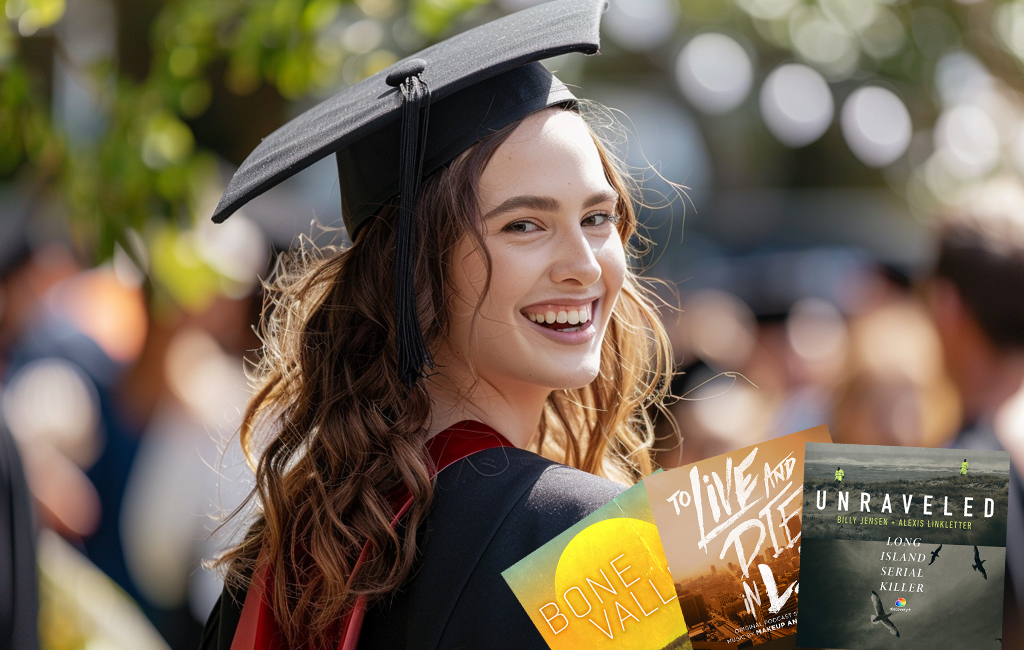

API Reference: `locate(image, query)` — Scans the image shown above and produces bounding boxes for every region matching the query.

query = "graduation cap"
[212,0,606,385]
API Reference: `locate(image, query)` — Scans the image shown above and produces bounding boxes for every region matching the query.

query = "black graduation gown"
[200,446,624,649]
[0,422,39,650]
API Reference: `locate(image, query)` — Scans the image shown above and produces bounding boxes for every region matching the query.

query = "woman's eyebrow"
[583,189,620,209]
[483,190,619,221]
[483,195,560,220]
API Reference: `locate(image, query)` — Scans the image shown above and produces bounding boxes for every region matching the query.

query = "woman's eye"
[582,211,620,227]
[503,220,540,234]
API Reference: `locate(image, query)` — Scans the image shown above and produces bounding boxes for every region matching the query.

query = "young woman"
[200,1,674,648]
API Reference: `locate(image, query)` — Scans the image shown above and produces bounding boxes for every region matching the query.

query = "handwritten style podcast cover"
[502,480,692,650]
[644,426,831,650]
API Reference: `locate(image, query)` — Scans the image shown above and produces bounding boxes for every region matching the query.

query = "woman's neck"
[423,358,551,449]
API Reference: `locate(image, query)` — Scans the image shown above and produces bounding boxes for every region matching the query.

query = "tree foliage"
[1,0,486,305]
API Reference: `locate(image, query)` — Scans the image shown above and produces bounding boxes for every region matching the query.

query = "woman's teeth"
[526,304,592,328]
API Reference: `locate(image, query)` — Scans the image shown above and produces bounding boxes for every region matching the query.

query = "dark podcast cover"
[796,442,1010,650]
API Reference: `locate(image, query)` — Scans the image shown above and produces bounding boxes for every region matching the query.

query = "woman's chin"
[524,357,601,391]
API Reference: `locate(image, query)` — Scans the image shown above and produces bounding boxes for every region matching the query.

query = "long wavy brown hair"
[215,104,675,647]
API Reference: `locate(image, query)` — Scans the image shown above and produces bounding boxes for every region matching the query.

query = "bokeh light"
[934,104,1001,180]
[675,33,753,115]
[760,63,834,147]
[2,357,101,467]
[786,298,848,365]
[681,290,758,370]
[995,1,1024,62]
[840,86,912,168]
[1011,126,1024,177]
[736,0,799,21]
[195,212,268,297]
[790,7,859,78]
[950,175,1024,233]
[935,51,992,108]
[604,0,679,52]
[820,0,877,33]
[858,6,906,60]
[342,19,384,54]
[691,381,768,445]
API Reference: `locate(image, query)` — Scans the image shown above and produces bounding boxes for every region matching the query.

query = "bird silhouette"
[973,546,988,580]
[870,591,900,638]
[928,545,942,566]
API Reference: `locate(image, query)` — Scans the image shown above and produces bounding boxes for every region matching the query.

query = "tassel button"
[386,59,428,87]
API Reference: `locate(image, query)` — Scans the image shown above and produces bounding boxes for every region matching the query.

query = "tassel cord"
[394,74,435,386]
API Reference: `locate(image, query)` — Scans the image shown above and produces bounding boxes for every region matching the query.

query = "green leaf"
[140,112,195,169]
[302,0,342,33]
[6,0,66,35]
[411,0,489,37]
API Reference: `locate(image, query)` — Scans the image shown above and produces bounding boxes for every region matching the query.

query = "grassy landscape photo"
[802,473,1009,545]
[801,443,1010,545]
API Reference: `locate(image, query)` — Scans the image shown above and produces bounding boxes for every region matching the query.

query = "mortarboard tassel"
[387,60,435,386]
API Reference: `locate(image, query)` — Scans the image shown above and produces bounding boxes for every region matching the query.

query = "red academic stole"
[230,420,514,650]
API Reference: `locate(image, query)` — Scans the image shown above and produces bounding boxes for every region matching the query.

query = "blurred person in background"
[0,212,40,650]
[0,209,172,650]
[0,213,170,648]
[663,297,844,467]
[2,250,148,585]
[830,293,960,449]
[0,255,167,649]
[656,251,876,467]
[119,214,266,649]
[0,216,266,649]
[658,289,771,467]
[925,181,1024,645]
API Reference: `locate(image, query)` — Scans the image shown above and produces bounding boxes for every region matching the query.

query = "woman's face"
[443,109,627,392]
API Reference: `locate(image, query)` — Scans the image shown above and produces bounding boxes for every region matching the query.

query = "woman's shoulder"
[506,448,626,536]
[358,446,626,649]
[435,445,625,533]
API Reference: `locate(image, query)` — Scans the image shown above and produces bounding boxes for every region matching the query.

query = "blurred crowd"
[0,207,261,649]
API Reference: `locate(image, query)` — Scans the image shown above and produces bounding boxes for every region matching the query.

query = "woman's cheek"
[600,237,627,298]
[489,247,543,308]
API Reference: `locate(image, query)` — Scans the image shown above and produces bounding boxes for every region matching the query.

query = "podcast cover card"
[796,442,1010,650]
[644,425,832,650]
[502,480,692,650]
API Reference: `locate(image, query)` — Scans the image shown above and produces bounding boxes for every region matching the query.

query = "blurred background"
[2,0,1024,647]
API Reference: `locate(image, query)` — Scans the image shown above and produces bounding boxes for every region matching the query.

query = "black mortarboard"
[212,0,606,385]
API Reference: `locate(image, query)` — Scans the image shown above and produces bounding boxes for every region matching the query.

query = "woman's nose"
[549,227,602,287]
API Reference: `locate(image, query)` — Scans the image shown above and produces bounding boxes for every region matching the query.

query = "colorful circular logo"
[895,598,906,607]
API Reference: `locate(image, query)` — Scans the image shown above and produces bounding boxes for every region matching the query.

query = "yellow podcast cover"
[502,481,692,650]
